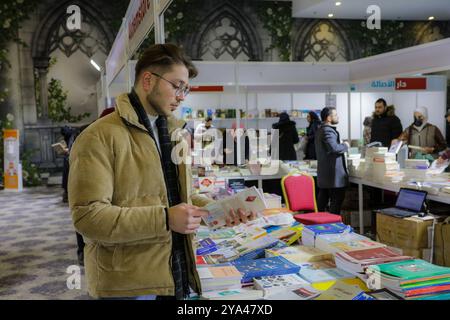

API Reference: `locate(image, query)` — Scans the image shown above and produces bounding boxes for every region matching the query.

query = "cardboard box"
[376,212,433,249]
[376,242,424,259]
[433,217,450,267]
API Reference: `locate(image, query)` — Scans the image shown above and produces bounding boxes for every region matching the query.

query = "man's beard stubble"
[146,85,169,116]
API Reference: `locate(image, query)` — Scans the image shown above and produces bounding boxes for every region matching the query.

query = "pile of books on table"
[366,259,450,300]
[193,191,450,300]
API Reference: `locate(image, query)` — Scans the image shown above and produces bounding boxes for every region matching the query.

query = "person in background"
[61,107,115,266]
[69,44,256,300]
[446,109,450,147]
[304,111,321,160]
[271,112,300,161]
[315,107,349,215]
[396,106,446,159]
[370,99,402,148]
[194,116,214,136]
[222,122,249,165]
[363,116,373,146]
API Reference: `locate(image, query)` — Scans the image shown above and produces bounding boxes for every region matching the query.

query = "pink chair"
[281,172,342,225]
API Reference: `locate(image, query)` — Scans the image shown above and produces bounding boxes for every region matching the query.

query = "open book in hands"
[202,187,267,229]
[51,141,69,155]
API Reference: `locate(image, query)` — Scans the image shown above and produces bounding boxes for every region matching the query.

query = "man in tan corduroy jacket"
[68,44,254,300]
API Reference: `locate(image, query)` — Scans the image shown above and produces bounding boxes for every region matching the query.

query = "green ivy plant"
[47,78,91,123]
[256,1,293,61]
[0,0,40,103]
[346,20,415,58]
[164,0,203,46]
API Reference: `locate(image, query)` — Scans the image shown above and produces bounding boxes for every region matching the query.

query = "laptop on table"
[379,188,427,218]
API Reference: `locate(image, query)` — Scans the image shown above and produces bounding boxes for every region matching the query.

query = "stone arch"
[293,19,356,62]
[30,0,115,120]
[31,0,114,61]
[187,2,264,61]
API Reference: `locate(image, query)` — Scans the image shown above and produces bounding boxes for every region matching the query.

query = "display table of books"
[192,207,450,300]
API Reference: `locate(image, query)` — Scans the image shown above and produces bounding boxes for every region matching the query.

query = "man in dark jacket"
[370,98,403,148]
[315,107,349,215]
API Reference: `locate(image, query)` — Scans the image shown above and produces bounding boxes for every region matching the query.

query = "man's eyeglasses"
[151,72,190,97]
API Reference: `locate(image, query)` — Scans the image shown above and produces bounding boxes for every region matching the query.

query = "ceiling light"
[90,59,101,72]
[328,13,334,18]
[428,16,435,20]
[335,2,342,6]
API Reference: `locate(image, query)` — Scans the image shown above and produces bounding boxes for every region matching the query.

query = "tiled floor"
[0,187,91,300]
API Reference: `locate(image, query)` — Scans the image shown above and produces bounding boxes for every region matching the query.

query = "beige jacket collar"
[115,93,186,134]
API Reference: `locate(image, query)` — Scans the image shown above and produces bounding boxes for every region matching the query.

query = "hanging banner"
[3,129,22,191]
[395,78,427,90]
[127,0,155,58]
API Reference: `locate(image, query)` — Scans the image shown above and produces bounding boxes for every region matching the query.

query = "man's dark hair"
[376,98,387,107]
[320,107,336,122]
[134,43,198,83]
[205,117,213,122]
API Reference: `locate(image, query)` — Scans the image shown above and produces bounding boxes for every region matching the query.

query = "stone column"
[33,56,50,121]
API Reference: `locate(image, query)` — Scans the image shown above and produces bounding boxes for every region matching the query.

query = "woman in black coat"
[272,112,300,160]
[304,111,321,160]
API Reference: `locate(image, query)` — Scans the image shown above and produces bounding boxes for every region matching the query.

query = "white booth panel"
[392,92,416,133]
[182,93,221,109]
[257,93,292,110]
[350,93,362,140]
[417,92,447,134]
[191,62,237,85]
[293,93,326,109]
[237,62,350,85]
[220,93,247,108]
[246,93,257,111]
[335,93,349,140]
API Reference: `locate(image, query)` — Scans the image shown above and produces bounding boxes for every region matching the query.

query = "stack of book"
[334,247,414,279]
[314,232,385,254]
[253,273,309,297]
[265,245,332,265]
[197,265,243,292]
[298,260,355,284]
[302,223,352,247]
[231,256,301,285]
[348,158,365,178]
[364,148,400,182]
[366,259,450,300]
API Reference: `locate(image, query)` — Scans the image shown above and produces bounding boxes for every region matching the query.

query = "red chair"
[281,172,342,225]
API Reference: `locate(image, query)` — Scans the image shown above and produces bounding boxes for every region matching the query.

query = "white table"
[349,176,450,234]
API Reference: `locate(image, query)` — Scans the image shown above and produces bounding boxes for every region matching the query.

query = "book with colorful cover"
[352,292,376,300]
[201,288,264,300]
[371,259,450,281]
[264,284,320,300]
[327,239,385,253]
[196,238,218,256]
[314,280,365,300]
[231,256,301,284]
[302,223,353,247]
[299,263,355,284]
[265,245,332,265]
[203,187,267,229]
[304,223,351,235]
[254,274,309,296]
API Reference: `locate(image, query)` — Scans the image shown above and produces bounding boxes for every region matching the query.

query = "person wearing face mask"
[315,107,350,215]
[396,106,446,159]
